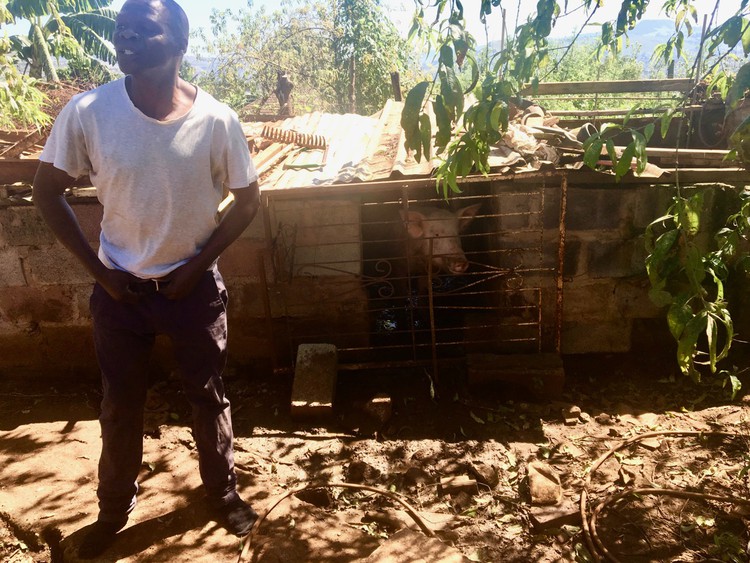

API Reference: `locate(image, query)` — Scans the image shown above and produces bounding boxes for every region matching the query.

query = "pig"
[399,204,482,276]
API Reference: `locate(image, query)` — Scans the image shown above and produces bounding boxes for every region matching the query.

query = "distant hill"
[480,18,739,78]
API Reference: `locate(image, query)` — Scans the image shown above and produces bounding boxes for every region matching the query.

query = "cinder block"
[0,205,55,246]
[291,343,338,420]
[587,238,646,278]
[270,199,361,276]
[0,248,27,286]
[613,278,661,319]
[24,245,92,285]
[563,281,618,321]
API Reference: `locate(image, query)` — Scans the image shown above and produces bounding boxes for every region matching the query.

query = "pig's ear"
[457,204,482,232]
[400,209,425,239]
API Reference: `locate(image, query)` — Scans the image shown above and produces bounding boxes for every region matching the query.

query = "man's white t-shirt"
[40,77,257,279]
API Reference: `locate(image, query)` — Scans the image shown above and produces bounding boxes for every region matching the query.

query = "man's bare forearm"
[33,162,109,282]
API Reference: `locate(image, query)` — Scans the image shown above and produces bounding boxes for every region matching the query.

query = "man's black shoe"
[78,520,126,559]
[216,497,258,536]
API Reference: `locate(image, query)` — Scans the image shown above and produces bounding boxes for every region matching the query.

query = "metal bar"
[555,174,569,354]
[257,247,281,374]
[427,237,438,386]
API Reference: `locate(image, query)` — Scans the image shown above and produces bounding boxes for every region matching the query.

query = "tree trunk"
[348,55,355,114]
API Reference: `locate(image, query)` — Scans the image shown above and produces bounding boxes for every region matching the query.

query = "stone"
[290,343,338,420]
[528,461,562,506]
[639,438,662,450]
[438,476,478,496]
[346,460,381,485]
[578,412,591,423]
[403,466,432,489]
[468,462,499,490]
[595,413,613,425]
[529,499,581,531]
[342,393,393,436]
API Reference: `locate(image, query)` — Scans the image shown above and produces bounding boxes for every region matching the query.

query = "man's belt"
[130,278,171,295]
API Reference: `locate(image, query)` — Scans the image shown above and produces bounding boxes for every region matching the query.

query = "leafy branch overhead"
[645,191,749,395]
[402,0,750,196]
[5,0,116,82]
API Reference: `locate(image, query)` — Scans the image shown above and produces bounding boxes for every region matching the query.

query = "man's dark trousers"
[89,267,238,525]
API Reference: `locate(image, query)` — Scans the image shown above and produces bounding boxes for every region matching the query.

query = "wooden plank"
[0,159,40,183]
[0,159,91,186]
[0,128,49,159]
[521,78,694,96]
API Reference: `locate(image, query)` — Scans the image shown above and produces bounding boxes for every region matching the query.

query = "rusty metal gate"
[262,178,563,372]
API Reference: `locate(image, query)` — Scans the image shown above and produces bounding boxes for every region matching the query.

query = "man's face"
[114,0,182,76]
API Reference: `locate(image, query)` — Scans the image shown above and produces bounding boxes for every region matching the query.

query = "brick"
[24,245,92,285]
[0,205,55,246]
[528,461,562,505]
[596,188,636,232]
[0,248,27,286]
[291,343,338,420]
[561,320,632,354]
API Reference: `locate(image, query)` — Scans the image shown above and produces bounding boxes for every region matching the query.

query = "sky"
[10,0,745,56]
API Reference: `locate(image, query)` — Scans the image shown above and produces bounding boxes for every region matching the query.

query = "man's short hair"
[159,0,190,52]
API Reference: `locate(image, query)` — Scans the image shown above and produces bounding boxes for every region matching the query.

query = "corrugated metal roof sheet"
[241,97,685,191]
[243,98,433,190]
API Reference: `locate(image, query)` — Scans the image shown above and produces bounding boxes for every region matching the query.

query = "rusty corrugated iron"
[244,99,434,190]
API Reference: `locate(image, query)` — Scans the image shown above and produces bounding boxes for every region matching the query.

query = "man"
[33,0,259,558]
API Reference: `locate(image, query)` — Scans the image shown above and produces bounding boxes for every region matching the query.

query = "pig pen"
[260,177,564,376]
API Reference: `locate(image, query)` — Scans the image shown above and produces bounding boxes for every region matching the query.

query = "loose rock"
[527,461,563,505]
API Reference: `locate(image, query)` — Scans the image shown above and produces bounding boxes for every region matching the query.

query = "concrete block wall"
[0,201,101,376]
[555,182,743,354]
[0,181,747,376]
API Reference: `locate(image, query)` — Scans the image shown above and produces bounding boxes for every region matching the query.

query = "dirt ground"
[1,353,749,563]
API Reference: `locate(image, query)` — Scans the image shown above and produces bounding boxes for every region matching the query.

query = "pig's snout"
[432,253,469,274]
[449,258,469,273]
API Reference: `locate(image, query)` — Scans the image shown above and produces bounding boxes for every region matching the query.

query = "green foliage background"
[194,0,418,117]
